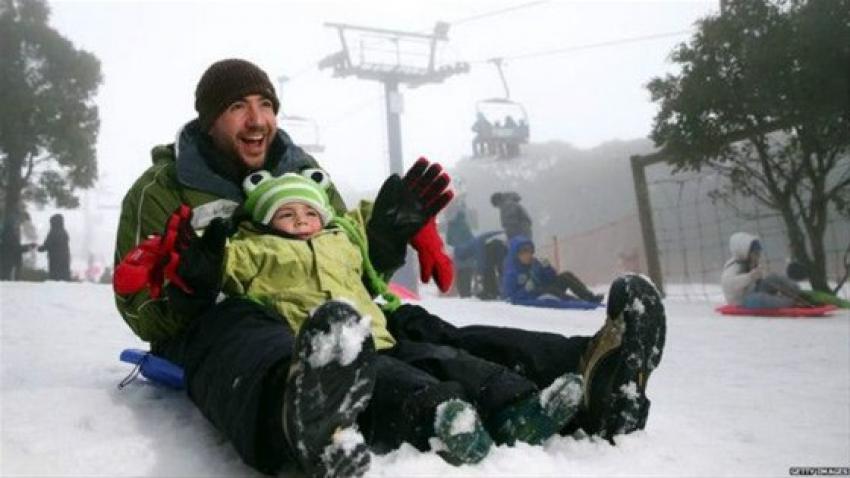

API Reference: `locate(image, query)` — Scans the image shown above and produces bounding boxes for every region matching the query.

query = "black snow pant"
[152,298,536,473]
[540,271,598,302]
[153,298,295,475]
[387,304,591,394]
[359,339,537,453]
[479,239,507,300]
[455,265,473,298]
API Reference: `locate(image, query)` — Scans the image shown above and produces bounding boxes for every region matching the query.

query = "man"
[113,58,449,477]
[490,191,532,241]
[116,58,667,476]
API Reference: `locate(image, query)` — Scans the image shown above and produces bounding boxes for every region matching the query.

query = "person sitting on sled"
[721,232,810,309]
[159,170,587,466]
[111,58,465,478]
[113,58,669,478]
[502,235,603,305]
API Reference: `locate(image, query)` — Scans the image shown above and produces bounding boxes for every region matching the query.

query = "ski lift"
[471,59,529,158]
[279,114,325,154]
[277,76,326,154]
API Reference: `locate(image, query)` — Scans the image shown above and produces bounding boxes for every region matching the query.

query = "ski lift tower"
[319,21,469,175]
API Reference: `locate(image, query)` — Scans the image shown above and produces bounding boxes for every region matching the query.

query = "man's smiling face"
[208,94,278,172]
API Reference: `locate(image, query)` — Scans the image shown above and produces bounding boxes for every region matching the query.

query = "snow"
[331,427,365,454]
[538,374,582,411]
[307,310,371,368]
[435,400,478,436]
[2,281,849,477]
[629,297,646,315]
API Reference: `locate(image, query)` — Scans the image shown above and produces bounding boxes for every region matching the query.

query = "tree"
[648,0,850,292]
[0,0,102,280]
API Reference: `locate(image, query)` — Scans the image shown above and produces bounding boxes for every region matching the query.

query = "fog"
[30,0,717,276]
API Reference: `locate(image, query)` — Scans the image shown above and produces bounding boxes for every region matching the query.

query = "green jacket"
[222,216,396,350]
[114,121,346,343]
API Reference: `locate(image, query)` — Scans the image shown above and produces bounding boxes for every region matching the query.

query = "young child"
[501,235,603,305]
[720,232,807,309]
[222,171,585,465]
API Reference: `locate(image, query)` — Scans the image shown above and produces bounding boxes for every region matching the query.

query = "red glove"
[410,217,454,292]
[113,205,193,299]
[401,157,455,292]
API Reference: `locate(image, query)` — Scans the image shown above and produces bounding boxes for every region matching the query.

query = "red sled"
[715,304,838,318]
[388,282,420,301]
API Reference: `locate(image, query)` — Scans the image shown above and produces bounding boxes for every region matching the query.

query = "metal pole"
[382,79,418,292]
[383,80,404,175]
[631,155,665,295]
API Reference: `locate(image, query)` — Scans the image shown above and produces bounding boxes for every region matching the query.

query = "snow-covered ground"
[2,281,848,477]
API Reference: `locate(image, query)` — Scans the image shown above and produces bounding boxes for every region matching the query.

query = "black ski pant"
[454,265,473,297]
[360,339,537,453]
[152,298,537,473]
[478,239,507,300]
[541,271,598,302]
[154,298,296,475]
[387,304,591,392]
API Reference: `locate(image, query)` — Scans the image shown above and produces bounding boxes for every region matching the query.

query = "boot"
[283,301,376,478]
[577,274,666,441]
[489,373,583,446]
[433,399,493,465]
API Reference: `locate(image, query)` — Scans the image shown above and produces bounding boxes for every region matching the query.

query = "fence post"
[631,154,665,296]
[552,235,561,271]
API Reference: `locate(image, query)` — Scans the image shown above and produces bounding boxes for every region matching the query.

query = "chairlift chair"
[470,59,530,158]
[279,114,325,154]
[475,98,529,142]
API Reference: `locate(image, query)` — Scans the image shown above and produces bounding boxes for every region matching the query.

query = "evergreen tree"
[0,0,102,279]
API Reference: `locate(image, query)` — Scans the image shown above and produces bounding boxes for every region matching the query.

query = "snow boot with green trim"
[433,399,493,465]
[489,373,584,446]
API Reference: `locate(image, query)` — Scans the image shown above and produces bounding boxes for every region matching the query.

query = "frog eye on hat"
[243,170,272,194]
[301,168,331,190]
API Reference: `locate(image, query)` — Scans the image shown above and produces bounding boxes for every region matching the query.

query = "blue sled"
[119,348,186,390]
[510,298,603,310]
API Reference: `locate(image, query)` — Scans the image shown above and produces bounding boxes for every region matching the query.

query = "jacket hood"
[173,119,310,202]
[49,214,64,228]
[502,192,521,204]
[507,235,534,262]
[729,232,760,261]
[490,191,521,207]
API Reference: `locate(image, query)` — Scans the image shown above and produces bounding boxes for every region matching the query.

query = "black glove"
[366,158,453,275]
[166,217,229,317]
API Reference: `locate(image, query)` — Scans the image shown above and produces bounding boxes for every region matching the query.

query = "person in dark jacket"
[446,209,475,297]
[450,228,506,301]
[112,59,450,477]
[471,113,492,157]
[501,236,602,304]
[38,214,72,281]
[491,191,532,241]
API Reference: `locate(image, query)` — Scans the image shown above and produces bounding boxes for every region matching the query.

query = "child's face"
[270,203,323,239]
[517,247,534,265]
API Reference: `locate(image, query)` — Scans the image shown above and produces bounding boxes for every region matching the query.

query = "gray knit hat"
[195,58,280,131]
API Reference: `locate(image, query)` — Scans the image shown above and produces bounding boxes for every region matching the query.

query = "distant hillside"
[447,139,656,240]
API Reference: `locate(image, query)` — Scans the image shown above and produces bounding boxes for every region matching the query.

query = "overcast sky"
[38,0,718,269]
[49,0,717,194]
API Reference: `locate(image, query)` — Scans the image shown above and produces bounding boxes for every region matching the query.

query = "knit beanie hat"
[242,170,333,226]
[195,58,280,131]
